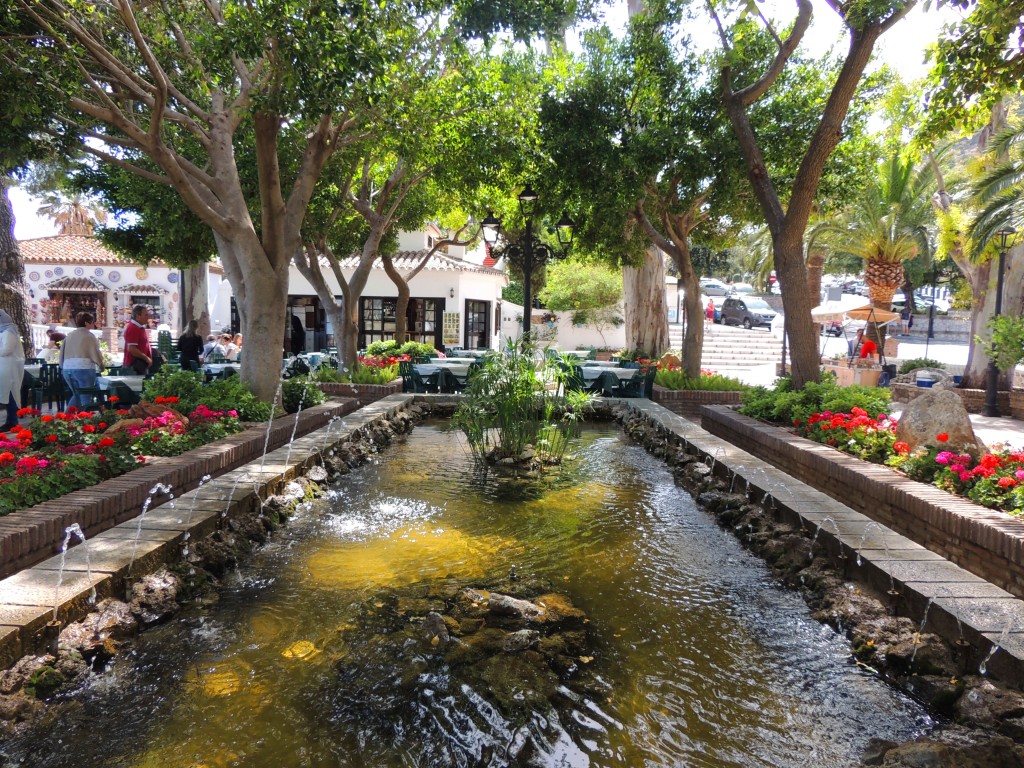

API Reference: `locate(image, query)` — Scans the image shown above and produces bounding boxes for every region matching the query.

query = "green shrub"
[345,363,399,385]
[313,366,342,383]
[898,358,944,375]
[366,340,399,357]
[655,369,748,391]
[397,340,435,358]
[143,368,272,422]
[282,375,327,413]
[740,374,891,425]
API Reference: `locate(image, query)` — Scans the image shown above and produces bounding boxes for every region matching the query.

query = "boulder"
[487,593,544,621]
[897,391,983,456]
[502,630,540,653]
[59,599,137,660]
[893,389,987,457]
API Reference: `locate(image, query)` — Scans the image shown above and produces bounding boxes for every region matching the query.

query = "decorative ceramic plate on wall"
[94,268,104,276]
[74,267,84,276]
[109,271,121,283]
[168,272,178,283]
[136,268,148,280]
[54,267,64,276]
[28,272,39,282]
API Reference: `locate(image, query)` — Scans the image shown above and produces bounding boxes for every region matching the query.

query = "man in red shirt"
[123,304,154,373]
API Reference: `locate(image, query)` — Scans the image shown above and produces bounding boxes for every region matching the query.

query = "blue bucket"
[916,380,934,388]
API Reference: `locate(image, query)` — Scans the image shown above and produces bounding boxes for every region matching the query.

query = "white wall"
[499,305,626,350]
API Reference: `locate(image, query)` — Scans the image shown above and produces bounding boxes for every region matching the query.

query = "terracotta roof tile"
[334,249,504,275]
[113,283,169,294]
[18,235,167,266]
[42,276,108,292]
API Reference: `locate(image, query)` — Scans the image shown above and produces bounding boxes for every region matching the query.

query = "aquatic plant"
[449,336,594,465]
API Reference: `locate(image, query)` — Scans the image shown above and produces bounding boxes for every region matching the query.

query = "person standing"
[290,314,306,355]
[0,310,26,430]
[899,304,912,336]
[704,299,715,330]
[60,312,105,408]
[177,320,204,370]
[123,304,154,374]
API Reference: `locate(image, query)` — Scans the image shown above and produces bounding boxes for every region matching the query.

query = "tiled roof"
[482,242,499,268]
[18,235,167,266]
[334,249,504,275]
[42,276,108,292]
[114,283,168,294]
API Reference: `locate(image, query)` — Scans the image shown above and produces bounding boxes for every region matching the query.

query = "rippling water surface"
[1,423,929,767]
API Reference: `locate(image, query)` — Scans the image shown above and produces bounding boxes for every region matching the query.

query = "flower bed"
[0,398,243,516]
[792,407,1024,515]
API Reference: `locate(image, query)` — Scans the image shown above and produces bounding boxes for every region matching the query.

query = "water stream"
[2,424,930,768]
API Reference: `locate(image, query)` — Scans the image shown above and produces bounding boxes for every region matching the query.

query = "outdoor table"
[415,362,471,379]
[429,357,476,364]
[560,350,592,359]
[97,375,146,393]
[203,363,241,376]
[580,360,618,368]
[24,365,41,379]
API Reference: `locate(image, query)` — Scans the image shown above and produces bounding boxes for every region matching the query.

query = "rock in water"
[487,593,543,620]
[893,390,987,457]
[422,612,450,648]
[129,570,181,626]
[502,630,540,653]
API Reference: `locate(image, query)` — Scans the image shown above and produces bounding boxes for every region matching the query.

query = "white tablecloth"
[580,360,618,368]
[24,365,41,379]
[580,367,636,382]
[415,363,471,378]
[97,375,146,393]
[430,357,476,364]
[203,363,241,376]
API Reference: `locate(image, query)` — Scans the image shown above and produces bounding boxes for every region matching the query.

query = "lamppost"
[984,226,1018,417]
[481,185,575,339]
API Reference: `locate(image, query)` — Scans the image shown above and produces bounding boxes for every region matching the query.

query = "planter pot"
[916,380,934,388]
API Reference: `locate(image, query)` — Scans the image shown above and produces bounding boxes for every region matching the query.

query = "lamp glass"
[996,226,1018,250]
[480,211,501,245]
[517,184,539,219]
[555,212,575,247]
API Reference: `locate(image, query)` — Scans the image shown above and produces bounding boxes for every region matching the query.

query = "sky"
[10,0,962,242]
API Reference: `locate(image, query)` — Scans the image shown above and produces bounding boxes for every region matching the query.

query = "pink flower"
[1016,470,1024,481]
[935,452,954,465]
[950,464,964,474]
[959,471,972,482]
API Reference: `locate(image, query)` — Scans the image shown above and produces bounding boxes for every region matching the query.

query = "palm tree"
[36,192,107,236]
[827,153,935,310]
[970,123,1024,247]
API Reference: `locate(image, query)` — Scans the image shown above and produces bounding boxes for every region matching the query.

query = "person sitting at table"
[200,334,219,361]
[60,312,105,408]
[859,337,878,360]
[222,333,239,361]
[124,304,159,375]
[0,310,25,431]
[176,320,204,371]
[232,333,243,357]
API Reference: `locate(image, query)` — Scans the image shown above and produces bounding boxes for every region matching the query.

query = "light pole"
[984,226,1018,417]
[481,185,574,339]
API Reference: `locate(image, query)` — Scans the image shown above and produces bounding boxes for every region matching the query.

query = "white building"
[19,234,228,348]
[286,228,507,352]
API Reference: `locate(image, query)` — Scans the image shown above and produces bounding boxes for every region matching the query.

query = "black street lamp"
[984,226,1018,417]
[481,186,574,339]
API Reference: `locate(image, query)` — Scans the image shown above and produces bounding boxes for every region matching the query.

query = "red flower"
[97,437,115,448]
[893,441,910,455]
[45,435,58,443]
[41,415,53,423]
[998,477,1016,489]
[98,422,107,429]
[0,452,15,464]
[936,432,949,443]
[17,430,31,441]
[83,425,96,433]
[116,409,129,416]
[108,396,119,404]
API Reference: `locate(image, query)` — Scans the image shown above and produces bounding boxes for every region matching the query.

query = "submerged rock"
[502,630,540,653]
[129,569,182,626]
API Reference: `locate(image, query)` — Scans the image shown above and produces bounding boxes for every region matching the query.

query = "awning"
[810,295,870,322]
[845,307,901,325]
[113,283,168,295]
[42,276,108,292]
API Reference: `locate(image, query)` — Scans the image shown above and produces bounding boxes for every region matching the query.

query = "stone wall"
[700,405,1024,599]
[319,379,402,401]
[892,384,1024,418]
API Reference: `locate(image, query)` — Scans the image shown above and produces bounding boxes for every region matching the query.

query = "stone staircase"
[668,323,787,371]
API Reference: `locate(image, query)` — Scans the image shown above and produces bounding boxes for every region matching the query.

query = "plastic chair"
[437,368,465,394]
[19,371,45,412]
[591,371,620,397]
[72,385,108,409]
[398,361,438,393]
[39,364,68,410]
[107,381,141,407]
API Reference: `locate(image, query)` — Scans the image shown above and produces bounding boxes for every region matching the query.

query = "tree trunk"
[183,263,211,336]
[666,242,704,379]
[622,247,669,357]
[381,254,412,343]
[0,181,34,355]
[773,235,820,384]
[960,248,1023,389]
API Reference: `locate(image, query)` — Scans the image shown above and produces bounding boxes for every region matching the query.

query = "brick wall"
[319,379,402,401]
[652,386,742,418]
[0,399,362,579]
[700,406,1024,598]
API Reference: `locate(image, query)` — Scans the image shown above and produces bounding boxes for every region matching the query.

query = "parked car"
[721,296,777,329]
[701,294,722,323]
[730,282,756,295]
[821,320,844,337]
[699,278,731,297]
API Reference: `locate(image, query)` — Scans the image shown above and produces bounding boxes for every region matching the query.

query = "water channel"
[1,422,929,767]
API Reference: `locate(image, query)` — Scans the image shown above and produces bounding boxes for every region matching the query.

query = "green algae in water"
[3,424,930,768]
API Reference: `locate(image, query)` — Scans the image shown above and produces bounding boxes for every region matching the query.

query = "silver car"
[721,296,777,329]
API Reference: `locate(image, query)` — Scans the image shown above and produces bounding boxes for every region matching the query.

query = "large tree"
[4,0,583,399]
[708,0,914,387]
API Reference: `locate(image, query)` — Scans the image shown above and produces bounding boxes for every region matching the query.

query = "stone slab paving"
[0,393,415,666]
[629,399,1024,686]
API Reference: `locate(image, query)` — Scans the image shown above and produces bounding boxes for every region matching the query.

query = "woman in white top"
[222,333,239,361]
[60,312,105,408]
[0,310,26,430]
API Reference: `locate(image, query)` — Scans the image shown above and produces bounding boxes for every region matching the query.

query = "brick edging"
[652,386,742,417]
[0,399,361,579]
[319,379,402,400]
[700,405,1024,598]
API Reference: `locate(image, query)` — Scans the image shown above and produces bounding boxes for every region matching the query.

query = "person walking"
[177,320,204,371]
[899,305,912,336]
[60,312,105,408]
[0,310,25,431]
[704,299,715,330]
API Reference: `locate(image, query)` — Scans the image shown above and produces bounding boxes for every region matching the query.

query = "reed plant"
[449,337,594,465]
